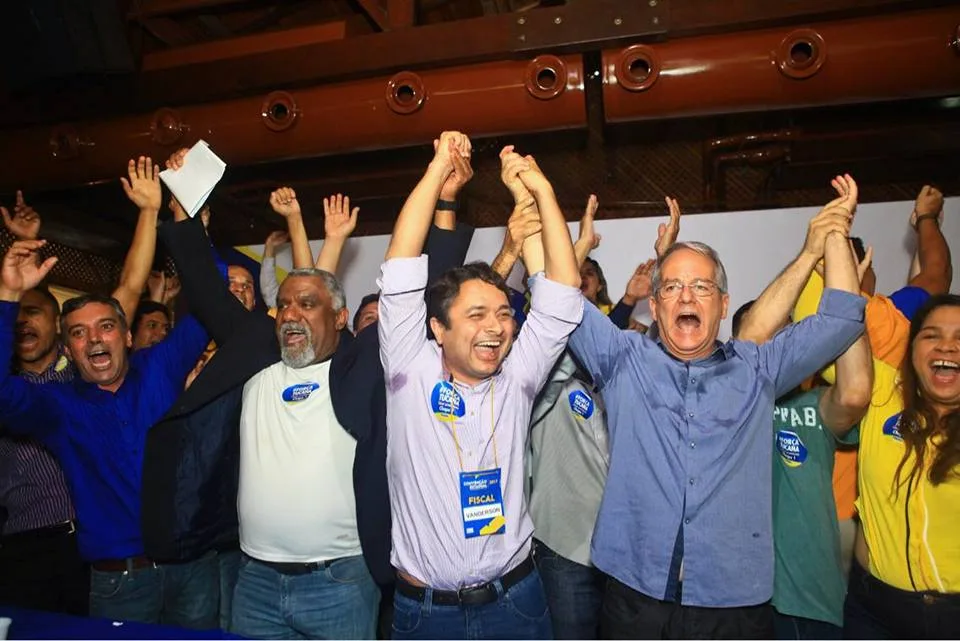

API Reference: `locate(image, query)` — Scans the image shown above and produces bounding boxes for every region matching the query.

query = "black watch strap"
[436,199,459,212]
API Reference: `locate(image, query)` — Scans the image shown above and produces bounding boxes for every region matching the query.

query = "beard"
[278,321,317,369]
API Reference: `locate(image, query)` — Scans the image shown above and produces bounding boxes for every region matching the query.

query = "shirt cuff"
[262,256,276,266]
[529,274,585,324]
[379,255,429,295]
[818,288,866,322]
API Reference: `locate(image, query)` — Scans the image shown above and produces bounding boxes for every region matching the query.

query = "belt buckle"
[457,584,490,607]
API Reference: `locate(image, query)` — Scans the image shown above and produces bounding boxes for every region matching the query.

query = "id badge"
[460,468,506,539]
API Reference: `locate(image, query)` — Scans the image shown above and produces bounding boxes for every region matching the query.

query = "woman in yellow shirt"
[845,294,960,638]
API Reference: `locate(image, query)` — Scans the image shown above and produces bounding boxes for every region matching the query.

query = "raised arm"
[737,175,856,342]
[433,141,474,231]
[908,185,952,295]
[315,193,358,274]
[818,233,873,436]
[269,187,314,269]
[0,240,61,438]
[158,216,248,346]
[517,155,579,288]
[492,146,542,278]
[573,195,600,267]
[259,230,288,308]
[756,193,866,397]
[113,157,162,323]
[384,132,466,260]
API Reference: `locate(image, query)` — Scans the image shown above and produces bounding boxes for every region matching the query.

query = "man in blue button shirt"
[0,236,209,625]
[568,178,867,639]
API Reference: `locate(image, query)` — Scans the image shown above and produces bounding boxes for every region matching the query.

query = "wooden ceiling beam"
[134,0,951,107]
[142,19,352,70]
[353,0,390,30]
[128,0,261,20]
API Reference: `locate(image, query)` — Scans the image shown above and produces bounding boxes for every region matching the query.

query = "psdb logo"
[431,381,465,422]
[568,390,594,419]
[282,382,320,403]
[776,430,808,468]
[882,413,904,441]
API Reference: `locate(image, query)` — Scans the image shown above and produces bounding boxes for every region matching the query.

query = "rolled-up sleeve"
[760,288,866,397]
[377,255,429,380]
[506,273,584,392]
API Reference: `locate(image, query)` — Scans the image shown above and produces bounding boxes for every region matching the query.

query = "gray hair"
[651,241,728,295]
[285,268,346,311]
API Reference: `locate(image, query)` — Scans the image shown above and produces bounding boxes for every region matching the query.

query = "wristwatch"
[436,199,459,212]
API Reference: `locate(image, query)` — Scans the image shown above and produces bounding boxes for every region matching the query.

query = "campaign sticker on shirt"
[776,430,808,468]
[281,382,320,403]
[431,381,465,422]
[568,390,594,420]
[882,413,904,442]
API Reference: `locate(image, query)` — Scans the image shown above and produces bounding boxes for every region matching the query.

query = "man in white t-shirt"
[230,267,380,640]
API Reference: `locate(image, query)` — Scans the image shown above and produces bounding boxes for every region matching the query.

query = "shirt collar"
[654,336,730,366]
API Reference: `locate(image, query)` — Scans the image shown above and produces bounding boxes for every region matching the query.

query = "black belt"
[253,555,347,576]
[0,520,75,545]
[396,557,535,607]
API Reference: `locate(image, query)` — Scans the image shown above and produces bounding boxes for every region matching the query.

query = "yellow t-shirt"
[795,272,959,592]
[856,360,960,592]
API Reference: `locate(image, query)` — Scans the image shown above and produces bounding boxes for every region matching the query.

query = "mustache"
[278,321,312,339]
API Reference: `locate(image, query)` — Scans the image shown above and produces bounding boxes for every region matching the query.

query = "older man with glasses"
[567,180,868,640]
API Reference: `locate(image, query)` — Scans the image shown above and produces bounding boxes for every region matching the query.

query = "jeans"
[533,539,604,639]
[217,548,243,632]
[600,577,774,640]
[773,611,841,640]
[88,550,219,629]
[391,566,553,640]
[843,559,960,639]
[231,554,380,640]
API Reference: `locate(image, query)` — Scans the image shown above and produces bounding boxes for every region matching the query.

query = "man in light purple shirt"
[377,135,583,640]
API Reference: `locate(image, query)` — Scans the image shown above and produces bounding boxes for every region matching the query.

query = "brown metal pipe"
[1,56,585,193]
[602,7,960,122]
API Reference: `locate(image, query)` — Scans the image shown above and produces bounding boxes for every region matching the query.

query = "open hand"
[323,193,359,240]
[121,157,162,211]
[1,191,41,241]
[654,197,681,258]
[0,240,57,297]
[624,258,656,304]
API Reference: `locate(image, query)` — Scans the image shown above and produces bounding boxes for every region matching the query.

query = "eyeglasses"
[657,279,720,300]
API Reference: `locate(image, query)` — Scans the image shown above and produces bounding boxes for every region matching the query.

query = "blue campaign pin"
[281,382,320,403]
[776,430,808,468]
[882,413,904,441]
[431,381,465,422]
[568,390,594,420]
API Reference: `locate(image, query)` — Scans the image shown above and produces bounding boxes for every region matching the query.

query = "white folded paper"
[159,140,226,217]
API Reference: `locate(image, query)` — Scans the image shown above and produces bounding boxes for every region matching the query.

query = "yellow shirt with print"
[796,272,960,592]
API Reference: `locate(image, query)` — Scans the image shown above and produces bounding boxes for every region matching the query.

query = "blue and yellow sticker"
[431,381,465,422]
[882,413,904,442]
[776,430,808,468]
[282,382,320,403]
[568,390,594,420]
[460,468,505,539]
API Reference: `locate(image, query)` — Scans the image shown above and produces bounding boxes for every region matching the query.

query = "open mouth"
[16,329,38,347]
[282,326,307,347]
[675,311,702,333]
[930,359,960,385]
[87,347,112,371]
[474,339,502,362]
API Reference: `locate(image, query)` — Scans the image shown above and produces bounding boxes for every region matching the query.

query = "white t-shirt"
[238,359,362,562]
